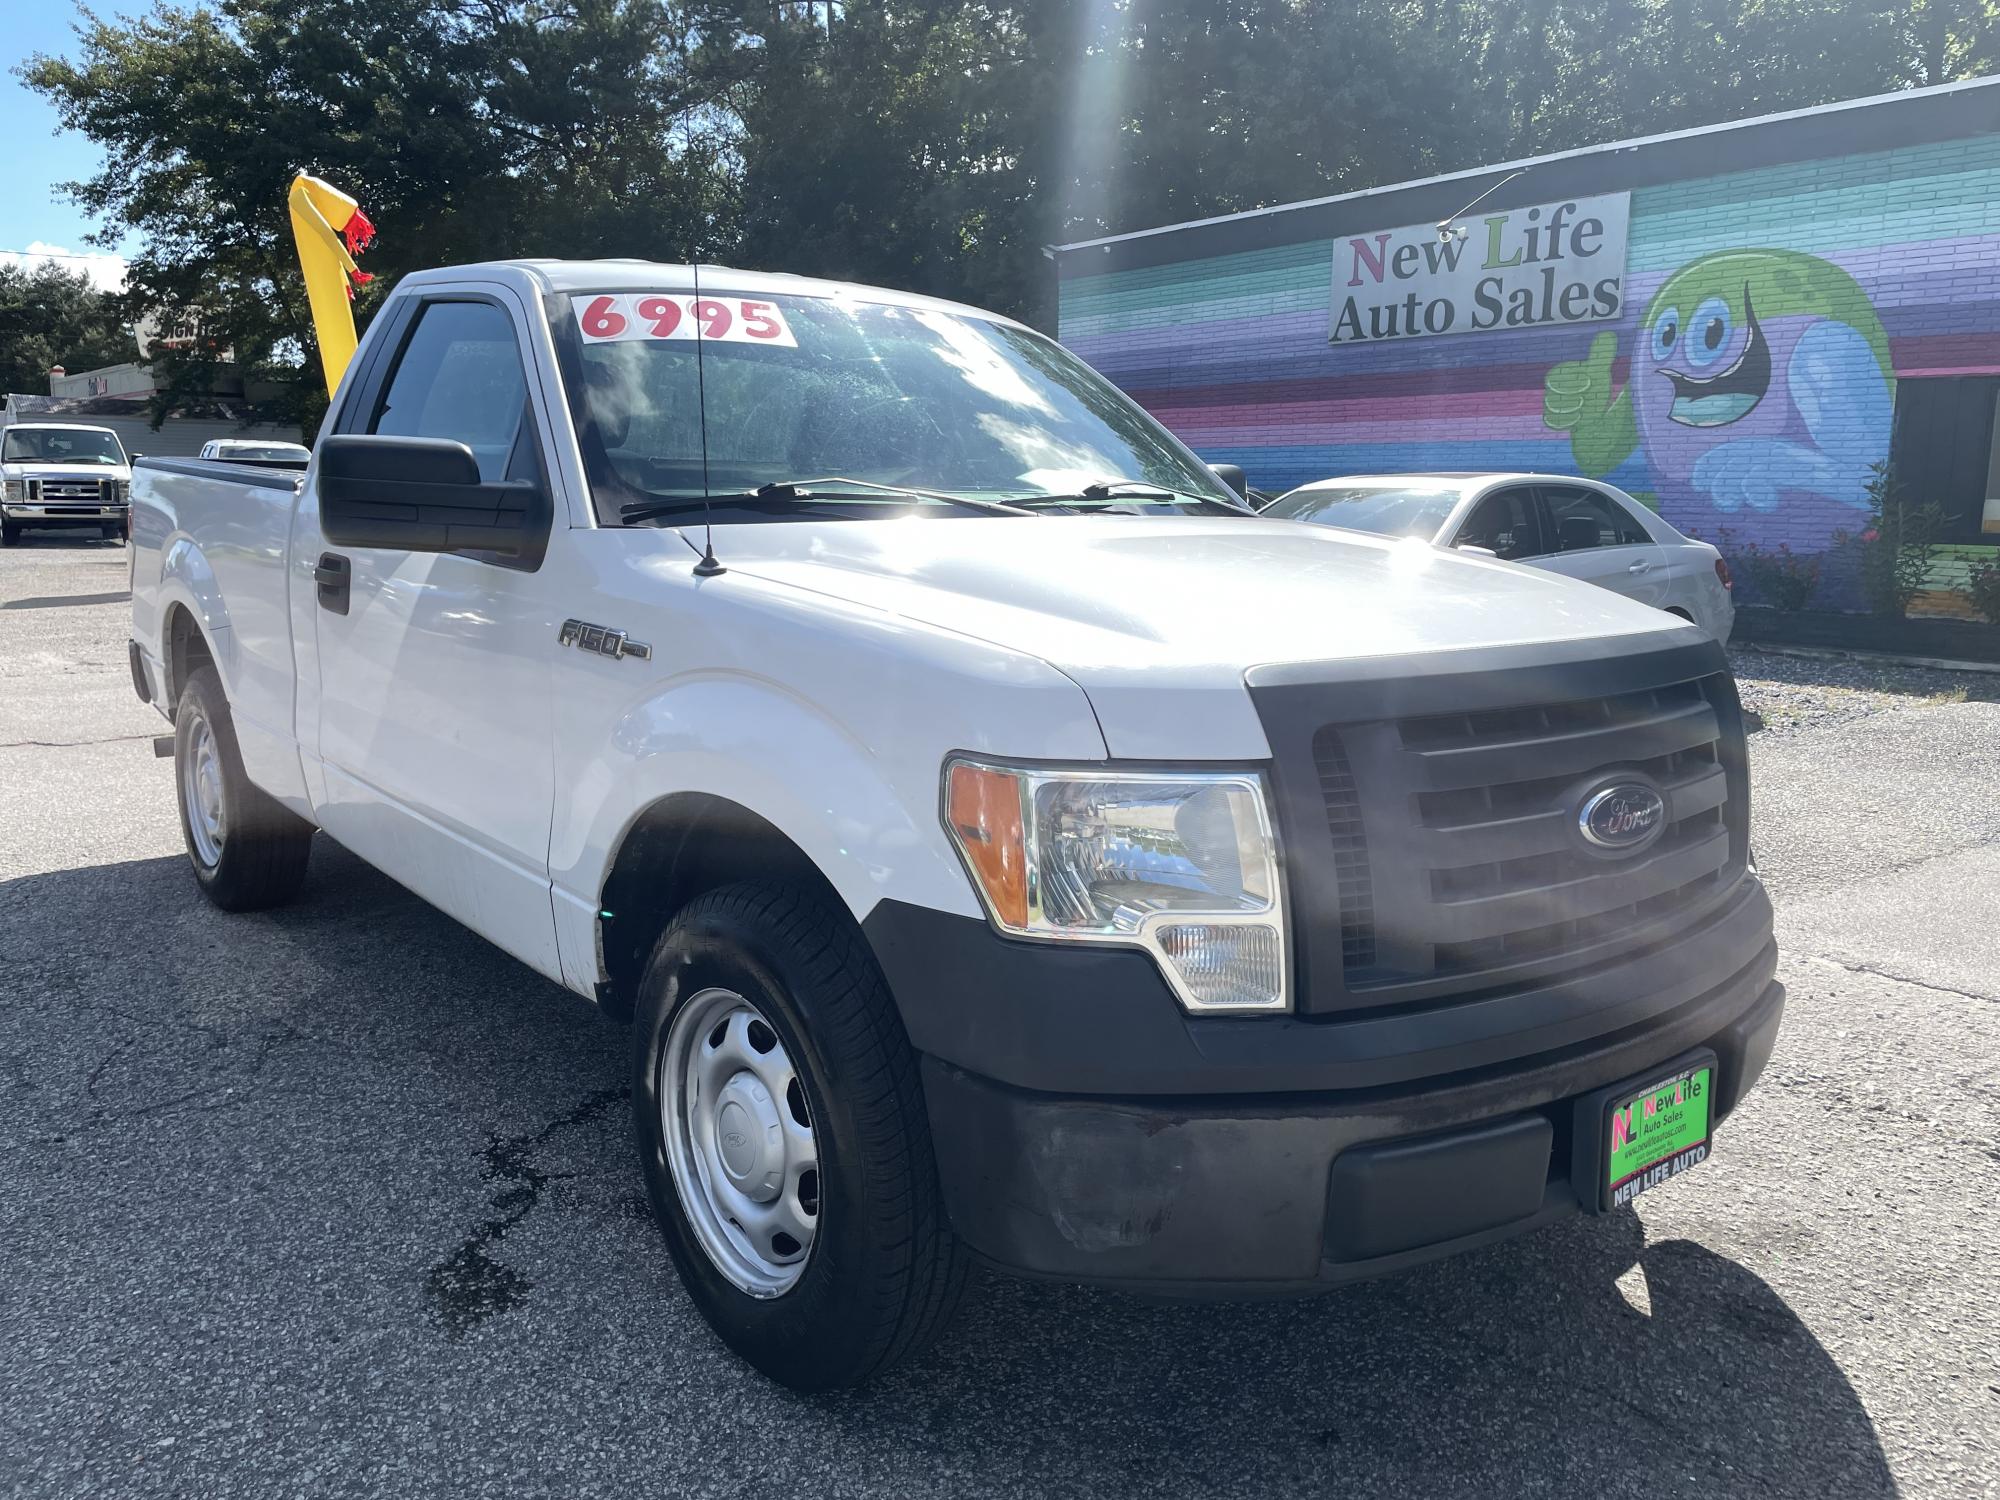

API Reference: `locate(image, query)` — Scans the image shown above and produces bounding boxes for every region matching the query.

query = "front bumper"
[870,874,1782,1292]
[3,504,128,524]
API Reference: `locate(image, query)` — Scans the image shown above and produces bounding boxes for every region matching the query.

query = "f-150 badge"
[559,619,652,662]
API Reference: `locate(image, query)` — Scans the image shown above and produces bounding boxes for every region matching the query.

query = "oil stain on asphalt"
[425,1086,628,1338]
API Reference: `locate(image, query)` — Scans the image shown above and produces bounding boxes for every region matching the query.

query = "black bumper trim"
[865,873,1774,1097]
[920,972,1784,1291]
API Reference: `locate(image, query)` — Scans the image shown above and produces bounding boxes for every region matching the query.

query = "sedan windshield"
[1263,484,1462,540]
[558,291,1239,521]
[2,428,127,466]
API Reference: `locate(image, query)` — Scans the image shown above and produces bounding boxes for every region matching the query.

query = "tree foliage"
[0,262,133,396]
[21,0,2000,416]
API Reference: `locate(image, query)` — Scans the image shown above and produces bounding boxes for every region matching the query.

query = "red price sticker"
[572,294,796,348]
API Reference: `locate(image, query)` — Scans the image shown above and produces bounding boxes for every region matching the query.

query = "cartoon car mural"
[1543,249,1894,541]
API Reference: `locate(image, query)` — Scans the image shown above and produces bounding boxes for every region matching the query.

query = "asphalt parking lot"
[3,534,1997,1499]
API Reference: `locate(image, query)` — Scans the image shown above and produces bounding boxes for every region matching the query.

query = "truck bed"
[130,454,311,813]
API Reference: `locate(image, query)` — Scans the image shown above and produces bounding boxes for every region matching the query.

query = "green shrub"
[1730,539,1822,611]
[1856,463,1945,617]
[1965,560,2000,625]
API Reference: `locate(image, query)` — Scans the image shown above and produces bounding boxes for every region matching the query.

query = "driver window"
[1455,488,1543,560]
[372,300,528,483]
[1542,486,1650,552]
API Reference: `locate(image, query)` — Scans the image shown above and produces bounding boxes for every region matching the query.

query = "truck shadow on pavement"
[0,841,1894,1499]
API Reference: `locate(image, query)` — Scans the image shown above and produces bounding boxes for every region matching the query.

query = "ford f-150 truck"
[2,421,132,544]
[128,260,1783,1390]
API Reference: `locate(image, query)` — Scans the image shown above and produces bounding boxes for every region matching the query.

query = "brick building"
[1053,78,2000,615]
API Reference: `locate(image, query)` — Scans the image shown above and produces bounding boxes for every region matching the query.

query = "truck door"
[296,289,564,981]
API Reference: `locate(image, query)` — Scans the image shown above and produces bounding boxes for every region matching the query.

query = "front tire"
[633,882,967,1390]
[173,665,315,911]
[1,521,19,547]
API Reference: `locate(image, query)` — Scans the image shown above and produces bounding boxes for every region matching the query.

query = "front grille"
[1312,730,1376,969]
[34,479,105,502]
[1250,645,1749,1016]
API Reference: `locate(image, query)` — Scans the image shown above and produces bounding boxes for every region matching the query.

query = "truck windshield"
[1262,484,1464,540]
[2,428,127,466]
[559,291,1239,520]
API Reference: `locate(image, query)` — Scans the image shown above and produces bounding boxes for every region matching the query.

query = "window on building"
[1889,377,2000,542]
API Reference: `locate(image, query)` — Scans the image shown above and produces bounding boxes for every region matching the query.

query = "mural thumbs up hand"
[1542,330,1636,476]
[1543,331,1619,431]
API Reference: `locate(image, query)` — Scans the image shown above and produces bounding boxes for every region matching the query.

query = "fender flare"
[564,670,984,932]
[155,537,235,701]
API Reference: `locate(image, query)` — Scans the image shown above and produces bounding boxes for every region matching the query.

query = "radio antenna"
[689,256,725,577]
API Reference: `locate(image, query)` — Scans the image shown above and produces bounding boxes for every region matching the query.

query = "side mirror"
[1209,462,1248,499]
[318,434,542,557]
[1456,543,1499,558]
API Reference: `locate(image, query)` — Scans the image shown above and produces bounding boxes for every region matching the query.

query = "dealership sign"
[1329,192,1630,344]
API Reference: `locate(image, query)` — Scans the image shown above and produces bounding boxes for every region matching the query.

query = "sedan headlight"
[942,758,1287,1014]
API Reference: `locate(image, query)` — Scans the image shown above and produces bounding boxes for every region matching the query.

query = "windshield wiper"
[621,476,1031,525]
[1006,478,1250,515]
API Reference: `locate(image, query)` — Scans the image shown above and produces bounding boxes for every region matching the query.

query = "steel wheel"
[659,986,821,1298]
[181,713,227,868]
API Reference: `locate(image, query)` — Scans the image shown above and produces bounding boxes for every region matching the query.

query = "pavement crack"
[0,733,161,750]
[85,1040,134,1096]
[424,1086,628,1340]
[1802,954,1996,1005]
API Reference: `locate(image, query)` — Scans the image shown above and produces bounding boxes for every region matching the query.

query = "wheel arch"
[595,792,849,1021]
[161,600,219,710]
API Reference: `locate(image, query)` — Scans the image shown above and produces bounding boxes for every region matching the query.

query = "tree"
[0,261,133,396]
[23,0,738,434]
[22,0,1996,396]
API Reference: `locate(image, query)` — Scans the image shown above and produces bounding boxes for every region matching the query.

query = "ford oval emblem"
[1577,783,1667,853]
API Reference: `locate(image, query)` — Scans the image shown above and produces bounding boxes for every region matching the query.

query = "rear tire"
[173,665,314,911]
[633,881,967,1390]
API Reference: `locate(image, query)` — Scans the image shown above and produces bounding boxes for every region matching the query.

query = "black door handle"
[315,552,351,615]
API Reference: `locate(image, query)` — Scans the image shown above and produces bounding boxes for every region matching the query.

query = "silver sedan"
[1262,471,1736,641]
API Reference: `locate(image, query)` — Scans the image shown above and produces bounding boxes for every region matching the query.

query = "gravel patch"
[1727,647,1998,735]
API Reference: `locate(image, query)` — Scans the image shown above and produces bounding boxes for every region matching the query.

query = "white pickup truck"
[128,260,1783,1389]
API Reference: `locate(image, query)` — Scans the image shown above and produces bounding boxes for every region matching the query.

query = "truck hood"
[718,514,1704,759]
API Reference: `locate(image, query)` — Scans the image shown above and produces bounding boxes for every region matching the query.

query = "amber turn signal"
[944,761,1028,928]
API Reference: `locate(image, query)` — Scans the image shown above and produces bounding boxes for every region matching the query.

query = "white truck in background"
[126,260,1783,1389]
[1,421,132,544]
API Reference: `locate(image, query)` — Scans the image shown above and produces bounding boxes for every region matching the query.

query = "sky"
[0,0,149,290]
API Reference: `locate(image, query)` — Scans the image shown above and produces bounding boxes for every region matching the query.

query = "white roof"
[399,260,1032,331]
[2,420,121,434]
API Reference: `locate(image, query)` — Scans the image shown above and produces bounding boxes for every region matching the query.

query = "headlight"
[942,758,1287,1014]
[1,480,22,502]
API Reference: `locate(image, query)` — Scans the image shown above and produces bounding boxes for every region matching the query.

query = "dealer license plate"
[1604,1064,1712,1209]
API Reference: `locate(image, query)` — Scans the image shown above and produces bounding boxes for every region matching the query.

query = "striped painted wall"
[1060,132,2000,611]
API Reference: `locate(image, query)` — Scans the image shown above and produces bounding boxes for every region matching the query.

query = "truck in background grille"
[1251,642,1751,1017]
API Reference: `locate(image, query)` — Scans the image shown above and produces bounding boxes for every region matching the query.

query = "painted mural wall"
[1058,132,2000,610]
